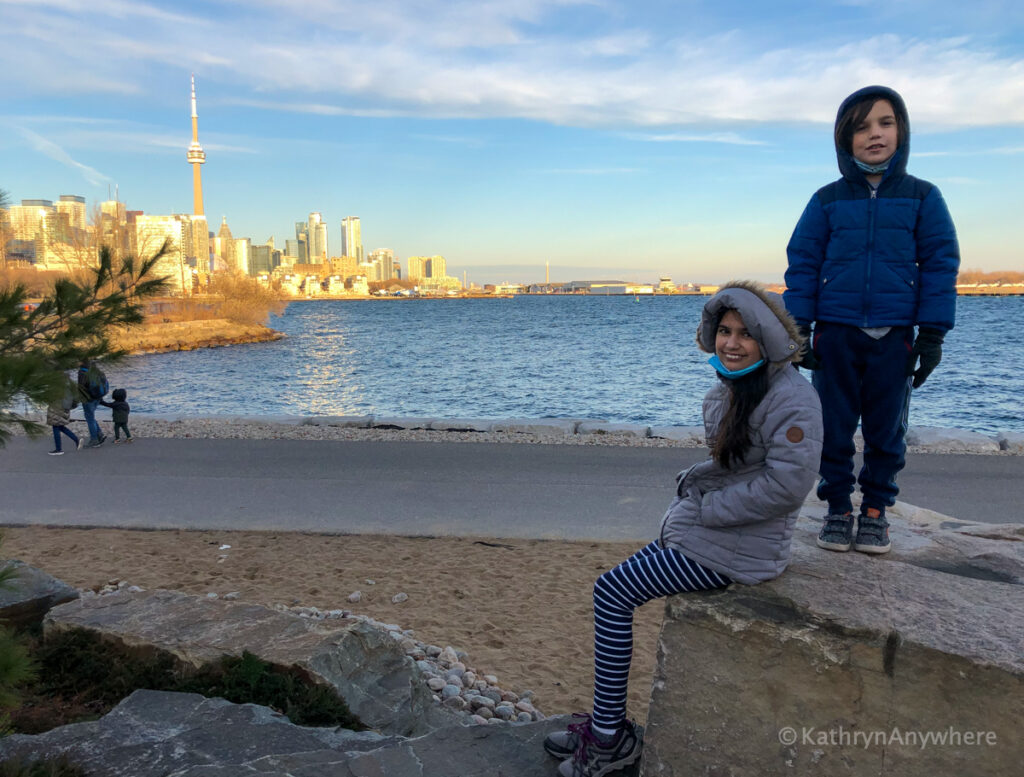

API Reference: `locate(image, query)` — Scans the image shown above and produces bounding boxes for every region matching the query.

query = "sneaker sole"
[544,742,574,759]
[854,543,891,554]
[590,747,643,777]
[816,538,852,552]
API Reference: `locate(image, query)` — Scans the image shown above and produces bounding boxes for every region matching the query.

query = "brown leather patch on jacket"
[786,426,804,444]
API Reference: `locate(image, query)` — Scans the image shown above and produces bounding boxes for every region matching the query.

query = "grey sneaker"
[557,720,643,777]
[816,512,855,552]
[545,713,592,759]
[854,509,891,554]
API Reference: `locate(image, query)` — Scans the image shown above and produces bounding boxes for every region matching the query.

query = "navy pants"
[591,541,729,730]
[811,322,913,514]
[82,399,101,441]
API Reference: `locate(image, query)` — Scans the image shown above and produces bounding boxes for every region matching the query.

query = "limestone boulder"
[648,425,704,444]
[0,689,569,777]
[0,560,78,628]
[44,589,444,736]
[905,426,1001,453]
[491,418,579,436]
[577,421,651,438]
[642,506,1024,776]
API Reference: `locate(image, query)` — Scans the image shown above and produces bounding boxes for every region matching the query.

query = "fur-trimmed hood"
[696,280,805,364]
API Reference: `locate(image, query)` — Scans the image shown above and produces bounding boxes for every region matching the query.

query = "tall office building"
[425,255,446,279]
[234,237,251,275]
[214,216,235,271]
[368,248,395,281]
[307,212,327,262]
[187,75,206,217]
[406,255,425,281]
[56,195,87,231]
[7,200,55,265]
[135,215,188,294]
[99,199,130,258]
[293,222,309,263]
[341,216,363,261]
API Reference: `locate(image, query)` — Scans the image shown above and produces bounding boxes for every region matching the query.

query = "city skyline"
[1,1,1022,286]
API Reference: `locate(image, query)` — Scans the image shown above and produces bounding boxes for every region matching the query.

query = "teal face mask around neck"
[708,354,765,379]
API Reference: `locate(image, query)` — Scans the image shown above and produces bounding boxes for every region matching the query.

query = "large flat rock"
[0,689,568,777]
[0,559,78,628]
[45,590,440,736]
[642,505,1024,776]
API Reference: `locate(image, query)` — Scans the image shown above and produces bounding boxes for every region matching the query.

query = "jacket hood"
[697,280,804,364]
[835,85,910,183]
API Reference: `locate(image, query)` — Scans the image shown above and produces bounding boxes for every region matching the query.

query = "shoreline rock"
[111,319,285,355]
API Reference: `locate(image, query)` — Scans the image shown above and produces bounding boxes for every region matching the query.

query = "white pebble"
[348,591,361,603]
[391,592,408,604]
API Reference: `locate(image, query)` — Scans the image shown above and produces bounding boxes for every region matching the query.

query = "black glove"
[907,327,944,388]
[796,323,821,370]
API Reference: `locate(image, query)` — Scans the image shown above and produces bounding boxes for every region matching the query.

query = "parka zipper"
[864,187,878,326]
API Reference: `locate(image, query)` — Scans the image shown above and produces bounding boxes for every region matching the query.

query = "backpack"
[87,366,109,400]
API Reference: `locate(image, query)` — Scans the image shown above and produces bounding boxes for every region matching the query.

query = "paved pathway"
[2,437,1020,539]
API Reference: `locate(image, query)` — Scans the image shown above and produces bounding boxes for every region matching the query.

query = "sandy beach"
[7,524,663,723]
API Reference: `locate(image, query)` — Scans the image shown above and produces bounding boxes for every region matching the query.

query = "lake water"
[113,295,1024,435]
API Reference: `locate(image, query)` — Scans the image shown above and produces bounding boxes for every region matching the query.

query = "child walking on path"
[545,282,822,777]
[46,375,82,456]
[100,388,132,443]
[784,85,960,555]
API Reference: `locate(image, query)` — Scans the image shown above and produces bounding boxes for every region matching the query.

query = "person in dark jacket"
[100,388,132,443]
[784,85,959,556]
[543,282,822,777]
[46,375,82,455]
[77,359,108,447]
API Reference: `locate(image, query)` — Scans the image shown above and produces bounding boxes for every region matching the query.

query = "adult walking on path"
[45,374,82,456]
[77,359,108,447]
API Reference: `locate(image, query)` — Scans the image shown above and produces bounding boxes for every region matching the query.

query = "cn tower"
[186,75,206,216]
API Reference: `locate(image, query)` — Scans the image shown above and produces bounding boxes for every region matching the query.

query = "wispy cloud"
[536,167,642,175]
[626,132,769,146]
[15,126,112,186]
[2,1,1023,131]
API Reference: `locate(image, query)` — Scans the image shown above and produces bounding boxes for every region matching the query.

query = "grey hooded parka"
[659,282,823,584]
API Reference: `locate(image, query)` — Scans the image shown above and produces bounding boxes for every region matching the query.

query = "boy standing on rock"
[784,85,960,555]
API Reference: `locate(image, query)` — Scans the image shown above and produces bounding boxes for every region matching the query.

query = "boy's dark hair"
[834,95,906,155]
[112,388,127,401]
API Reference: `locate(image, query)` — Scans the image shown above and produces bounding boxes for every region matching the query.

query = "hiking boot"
[47,449,64,456]
[546,713,593,759]
[557,720,643,777]
[816,511,854,552]
[854,508,891,554]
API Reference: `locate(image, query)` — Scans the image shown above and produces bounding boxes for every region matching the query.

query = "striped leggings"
[592,540,730,730]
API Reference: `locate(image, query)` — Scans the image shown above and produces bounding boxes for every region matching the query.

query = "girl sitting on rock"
[545,281,823,776]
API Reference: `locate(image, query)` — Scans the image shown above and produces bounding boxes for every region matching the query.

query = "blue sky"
[2,0,1022,286]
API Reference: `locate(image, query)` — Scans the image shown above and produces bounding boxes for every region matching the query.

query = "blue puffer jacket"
[784,86,960,332]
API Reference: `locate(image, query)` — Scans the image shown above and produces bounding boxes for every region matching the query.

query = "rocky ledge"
[111,319,284,354]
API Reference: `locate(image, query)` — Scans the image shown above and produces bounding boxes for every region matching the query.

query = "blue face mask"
[854,156,891,175]
[708,354,765,379]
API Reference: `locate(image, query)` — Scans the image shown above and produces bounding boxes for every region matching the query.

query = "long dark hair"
[834,95,907,155]
[712,357,770,469]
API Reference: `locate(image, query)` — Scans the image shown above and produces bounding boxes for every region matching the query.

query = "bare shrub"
[207,271,286,325]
